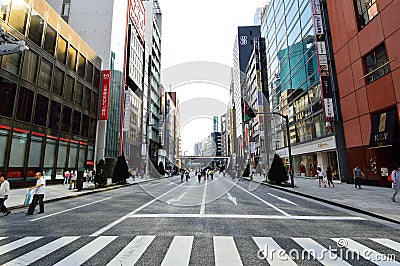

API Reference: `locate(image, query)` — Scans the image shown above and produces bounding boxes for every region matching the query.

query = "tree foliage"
[95,159,107,188]
[112,155,129,184]
[267,154,289,184]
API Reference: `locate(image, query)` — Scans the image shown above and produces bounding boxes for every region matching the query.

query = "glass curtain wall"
[262,0,329,158]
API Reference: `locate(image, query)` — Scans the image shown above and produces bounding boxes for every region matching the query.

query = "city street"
[0,173,399,265]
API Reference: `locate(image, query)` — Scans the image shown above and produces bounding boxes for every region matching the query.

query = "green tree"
[95,159,107,188]
[112,155,129,184]
[267,154,289,184]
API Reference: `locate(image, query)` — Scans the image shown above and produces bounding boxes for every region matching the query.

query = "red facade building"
[327,0,400,186]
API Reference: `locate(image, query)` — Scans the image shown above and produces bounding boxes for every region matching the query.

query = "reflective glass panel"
[16,86,34,122]
[9,0,29,34]
[28,9,44,46]
[21,50,39,83]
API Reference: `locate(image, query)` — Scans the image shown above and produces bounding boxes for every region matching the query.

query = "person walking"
[353,164,364,189]
[64,170,70,186]
[210,169,214,180]
[317,167,326,188]
[390,165,400,202]
[70,170,77,190]
[326,166,334,188]
[26,172,45,215]
[0,176,11,216]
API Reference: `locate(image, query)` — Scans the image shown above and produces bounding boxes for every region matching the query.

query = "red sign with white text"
[100,70,111,120]
[129,0,145,43]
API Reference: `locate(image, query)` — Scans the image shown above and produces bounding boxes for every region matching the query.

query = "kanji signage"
[100,70,111,120]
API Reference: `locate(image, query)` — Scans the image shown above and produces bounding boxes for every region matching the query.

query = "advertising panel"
[100,70,111,120]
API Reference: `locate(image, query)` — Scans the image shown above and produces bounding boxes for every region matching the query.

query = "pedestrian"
[353,164,364,189]
[197,169,201,183]
[210,169,214,180]
[317,167,326,188]
[70,170,77,189]
[262,168,267,179]
[390,165,400,202]
[91,170,96,183]
[180,169,184,182]
[63,170,70,186]
[83,170,88,182]
[185,169,190,182]
[0,176,11,216]
[326,166,334,188]
[26,172,45,215]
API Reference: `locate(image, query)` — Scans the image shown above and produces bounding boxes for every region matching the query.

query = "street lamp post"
[257,112,294,188]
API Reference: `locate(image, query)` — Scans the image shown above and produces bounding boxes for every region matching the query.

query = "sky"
[160,0,268,155]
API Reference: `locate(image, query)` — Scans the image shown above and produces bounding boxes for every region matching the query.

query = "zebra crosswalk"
[0,235,399,265]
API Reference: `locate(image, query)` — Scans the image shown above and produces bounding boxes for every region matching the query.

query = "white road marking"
[226,179,290,216]
[90,183,184,236]
[292,238,351,265]
[127,213,365,220]
[3,237,80,266]
[106,235,156,266]
[370,238,400,252]
[268,193,299,206]
[53,236,117,266]
[331,238,400,266]
[253,237,297,266]
[0,237,42,256]
[213,236,243,266]
[30,197,112,221]
[227,193,237,206]
[167,192,187,204]
[200,179,208,214]
[161,236,194,266]
[0,237,7,241]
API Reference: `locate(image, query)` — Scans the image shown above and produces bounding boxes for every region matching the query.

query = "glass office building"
[0,0,101,187]
[261,0,339,179]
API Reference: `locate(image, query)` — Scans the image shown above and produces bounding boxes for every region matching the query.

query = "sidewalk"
[248,174,400,224]
[4,176,154,210]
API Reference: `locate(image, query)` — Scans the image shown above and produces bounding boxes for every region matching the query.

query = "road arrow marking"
[227,193,237,206]
[167,192,187,204]
[268,193,299,206]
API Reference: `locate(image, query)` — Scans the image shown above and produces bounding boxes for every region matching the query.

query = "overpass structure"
[177,156,230,169]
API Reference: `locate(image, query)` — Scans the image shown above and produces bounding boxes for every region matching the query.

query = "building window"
[82,114,89,137]
[74,82,83,106]
[64,75,74,101]
[8,132,27,180]
[72,110,81,135]
[78,145,86,169]
[28,10,44,47]
[91,92,98,115]
[0,78,16,118]
[67,45,77,70]
[0,0,9,21]
[1,53,21,75]
[77,53,86,79]
[57,140,68,169]
[56,36,67,64]
[33,94,49,126]
[61,106,72,132]
[21,50,39,83]
[38,58,52,90]
[68,143,78,168]
[83,87,91,109]
[44,25,57,56]
[364,44,390,83]
[43,138,56,179]
[16,86,34,122]
[94,67,101,89]
[28,135,43,168]
[49,100,61,130]
[53,67,65,96]
[89,117,96,139]
[86,62,93,83]
[354,0,378,30]
[9,0,29,34]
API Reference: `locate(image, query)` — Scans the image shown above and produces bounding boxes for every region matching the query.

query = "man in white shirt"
[0,176,11,216]
[26,172,45,215]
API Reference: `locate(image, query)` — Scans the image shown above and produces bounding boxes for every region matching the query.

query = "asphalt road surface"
[0,172,399,265]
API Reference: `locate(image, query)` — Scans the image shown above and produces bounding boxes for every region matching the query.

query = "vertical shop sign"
[100,70,111,120]
[310,0,335,131]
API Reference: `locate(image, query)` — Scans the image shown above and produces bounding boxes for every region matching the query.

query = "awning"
[369,109,396,148]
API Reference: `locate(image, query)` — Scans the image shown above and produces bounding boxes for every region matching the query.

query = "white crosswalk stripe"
[332,238,400,266]
[370,238,400,252]
[0,237,42,256]
[53,236,117,266]
[253,237,297,266]
[0,235,399,265]
[161,236,194,266]
[292,238,351,266]
[2,237,80,266]
[213,236,243,266]
[106,235,155,266]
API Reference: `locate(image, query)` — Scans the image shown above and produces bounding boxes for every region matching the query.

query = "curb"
[244,177,400,225]
[8,179,156,211]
